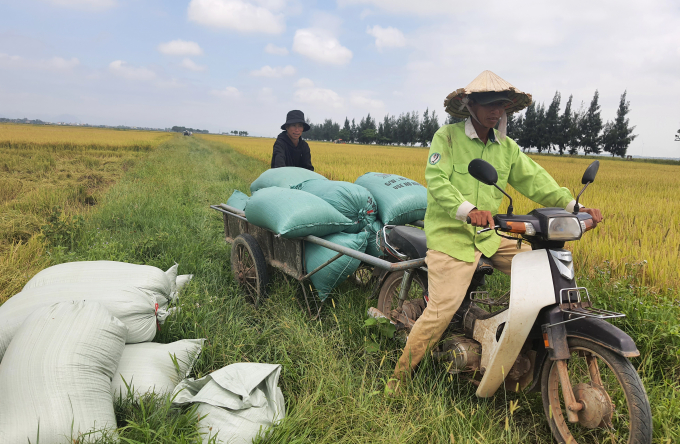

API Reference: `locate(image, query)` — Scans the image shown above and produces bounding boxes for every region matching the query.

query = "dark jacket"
[271,131,314,171]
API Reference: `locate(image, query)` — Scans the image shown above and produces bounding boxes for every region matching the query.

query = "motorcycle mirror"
[574,160,600,214]
[468,158,514,216]
[468,159,498,185]
[581,161,600,184]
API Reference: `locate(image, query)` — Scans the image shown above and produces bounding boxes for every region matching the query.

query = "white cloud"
[187,0,285,34]
[0,53,80,71]
[295,77,315,88]
[258,87,276,102]
[338,0,455,16]
[48,57,80,70]
[265,43,288,55]
[366,25,406,50]
[294,79,344,108]
[108,60,156,81]
[359,8,372,20]
[42,0,116,10]
[250,65,295,77]
[181,58,207,72]
[211,86,241,98]
[156,78,184,89]
[292,29,352,65]
[158,40,204,56]
[350,91,384,109]
[251,0,286,11]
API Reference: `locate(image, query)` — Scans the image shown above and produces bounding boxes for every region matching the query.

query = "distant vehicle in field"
[183,130,191,136]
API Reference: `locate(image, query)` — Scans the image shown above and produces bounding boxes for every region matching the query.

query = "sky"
[1,0,679,158]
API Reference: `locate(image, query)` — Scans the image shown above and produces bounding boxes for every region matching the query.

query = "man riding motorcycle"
[389,70,604,390]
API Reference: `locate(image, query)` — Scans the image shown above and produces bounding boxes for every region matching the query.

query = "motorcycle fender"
[474,249,555,398]
[566,317,640,357]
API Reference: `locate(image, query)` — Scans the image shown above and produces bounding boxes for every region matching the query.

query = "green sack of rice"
[226,189,249,212]
[292,179,377,233]
[250,167,326,193]
[245,187,353,238]
[355,173,427,225]
[362,219,384,257]
[305,231,370,301]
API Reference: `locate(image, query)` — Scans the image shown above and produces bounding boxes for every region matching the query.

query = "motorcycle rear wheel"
[541,337,652,444]
[376,271,427,316]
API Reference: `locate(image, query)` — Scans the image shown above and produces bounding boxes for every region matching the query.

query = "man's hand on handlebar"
[579,207,603,227]
[467,209,495,229]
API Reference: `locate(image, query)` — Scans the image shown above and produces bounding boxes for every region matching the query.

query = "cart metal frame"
[211,203,425,317]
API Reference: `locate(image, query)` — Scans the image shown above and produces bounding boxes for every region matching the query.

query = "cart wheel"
[230,234,268,307]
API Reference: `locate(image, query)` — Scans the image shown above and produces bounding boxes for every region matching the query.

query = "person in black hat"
[271,110,314,171]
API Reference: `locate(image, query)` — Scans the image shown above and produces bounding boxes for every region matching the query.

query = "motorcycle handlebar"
[465,215,498,227]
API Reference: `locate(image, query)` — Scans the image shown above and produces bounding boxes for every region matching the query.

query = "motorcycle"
[370,159,652,444]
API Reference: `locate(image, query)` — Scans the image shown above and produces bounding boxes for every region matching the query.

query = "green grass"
[35,135,680,443]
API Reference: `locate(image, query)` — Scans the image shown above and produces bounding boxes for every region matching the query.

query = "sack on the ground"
[175,274,193,302]
[250,167,326,193]
[0,301,126,444]
[113,339,205,399]
[363,219,384,257]
[305,231,370,301]
[246,187,353,238]
[23,261,179,308]
[355,172,427,225]
[0,283,157,362]
[226,190,249,212]
[172,363,285,444]
[292,179,377,233]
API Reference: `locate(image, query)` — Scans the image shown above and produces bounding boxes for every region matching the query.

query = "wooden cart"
[210,203,425,316]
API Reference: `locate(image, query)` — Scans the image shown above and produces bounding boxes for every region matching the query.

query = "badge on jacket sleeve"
[429,153,441,165]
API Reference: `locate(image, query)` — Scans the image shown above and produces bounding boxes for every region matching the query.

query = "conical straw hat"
[444,70,532,118]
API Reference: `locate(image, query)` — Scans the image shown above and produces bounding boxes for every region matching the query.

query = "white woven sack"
[173,274,193,303]
[113,339,205,399]
[0,283,157,362]
[172,363,285,444]
[22,260,178,308]
[0,301,127,444]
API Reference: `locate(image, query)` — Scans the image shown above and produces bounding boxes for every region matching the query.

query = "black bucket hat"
[281,110,310,132]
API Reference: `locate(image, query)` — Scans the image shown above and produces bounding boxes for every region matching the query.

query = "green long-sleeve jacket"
[424,120,574,262]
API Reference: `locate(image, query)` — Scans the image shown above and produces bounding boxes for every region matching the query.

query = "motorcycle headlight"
[547,216,582,241]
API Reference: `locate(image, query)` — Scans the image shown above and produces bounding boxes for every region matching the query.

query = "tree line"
[171,126,209,134]
[508,91,636,157]
[228,130,249,136]
[305,109,442,148]
[304,90,638,158]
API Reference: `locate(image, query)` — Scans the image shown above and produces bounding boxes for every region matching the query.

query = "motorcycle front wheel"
[541,337,652,444]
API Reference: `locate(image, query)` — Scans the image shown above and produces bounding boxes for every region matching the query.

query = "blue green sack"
[354,173,427,225]
[292,179,377,234]
[226,190,249,212]
[305,231,370,301]
[250,167,326,193]
[362,219,384,257]
[245,188,353,238]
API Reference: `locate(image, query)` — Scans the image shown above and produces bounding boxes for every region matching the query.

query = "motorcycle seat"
[387,226,427,259]
[386,226,496,277]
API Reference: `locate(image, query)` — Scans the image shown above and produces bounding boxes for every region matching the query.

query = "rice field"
[0,123,173,302]
[1,123,172,150]
[201,134,680,293]
[1,131,678,443]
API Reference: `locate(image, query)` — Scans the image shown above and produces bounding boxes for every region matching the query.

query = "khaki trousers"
[393,238,531,379]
